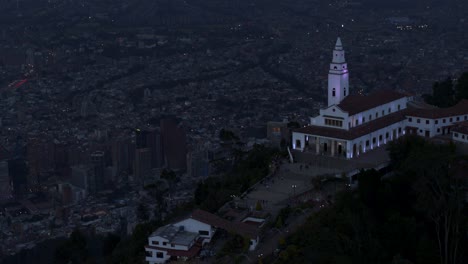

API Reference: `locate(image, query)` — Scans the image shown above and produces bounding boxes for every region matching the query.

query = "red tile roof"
[338,90,408,115]
[294,110,407,140]
[452,121,468,135]
[145,244,202,258]
[190,209,259,238]
[406,99,468,119]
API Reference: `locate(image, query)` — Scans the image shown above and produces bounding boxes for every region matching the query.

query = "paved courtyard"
[240,145,391,214]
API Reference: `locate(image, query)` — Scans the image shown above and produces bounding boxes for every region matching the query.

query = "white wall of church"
[347,121,406,158]
[348,97,409,129]
[311,106,349,129]
[328,73,349,106]
[292,132,306,151]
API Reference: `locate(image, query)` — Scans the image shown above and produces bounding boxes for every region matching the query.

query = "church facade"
[292,38,468,158]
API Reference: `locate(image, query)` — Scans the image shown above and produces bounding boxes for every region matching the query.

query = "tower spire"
[327,37,349,107]
[335,37,343,50]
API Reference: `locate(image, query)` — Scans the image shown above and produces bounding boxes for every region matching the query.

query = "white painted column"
[331,140,335,156]
[316,137,320,154]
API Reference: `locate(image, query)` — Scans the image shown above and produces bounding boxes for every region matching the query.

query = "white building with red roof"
[452,121,468,143]
[292,38,468,158]
[145,209,260,263]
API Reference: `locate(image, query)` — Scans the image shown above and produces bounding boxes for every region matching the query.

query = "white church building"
[292,38,468,158]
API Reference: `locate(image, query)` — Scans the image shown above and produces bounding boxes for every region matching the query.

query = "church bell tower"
[328,37,349,107]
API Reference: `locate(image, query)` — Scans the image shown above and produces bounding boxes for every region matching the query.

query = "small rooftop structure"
[151,225,198,246]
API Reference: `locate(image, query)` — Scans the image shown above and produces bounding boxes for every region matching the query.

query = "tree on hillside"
[424,77,455,108]
[137,203,149,221]
[55,229,89,264]
[219,129,239,142]
[455,72,468,101]
[404,151,463,264]
[393,140,465,264]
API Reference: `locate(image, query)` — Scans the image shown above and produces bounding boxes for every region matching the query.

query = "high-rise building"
[111,137,131,175]
[135,129,149,149]
[161,118,187,170]
[187,149,211,178]
[71,165,94,195]
[91,151,105,193]
[26,138,55,183]
[8,158,28,199]
[134,148,151,184]
[0,160,12,201]
[146,129,163,168]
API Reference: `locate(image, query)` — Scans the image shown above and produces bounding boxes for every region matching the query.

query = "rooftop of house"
[189,209,259,239]
[150,224,198,246]
[452,120,468,135]
[407,99,468,119]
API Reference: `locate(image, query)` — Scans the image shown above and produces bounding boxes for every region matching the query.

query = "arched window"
[344,88,347,96]
[332,88,336,97]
